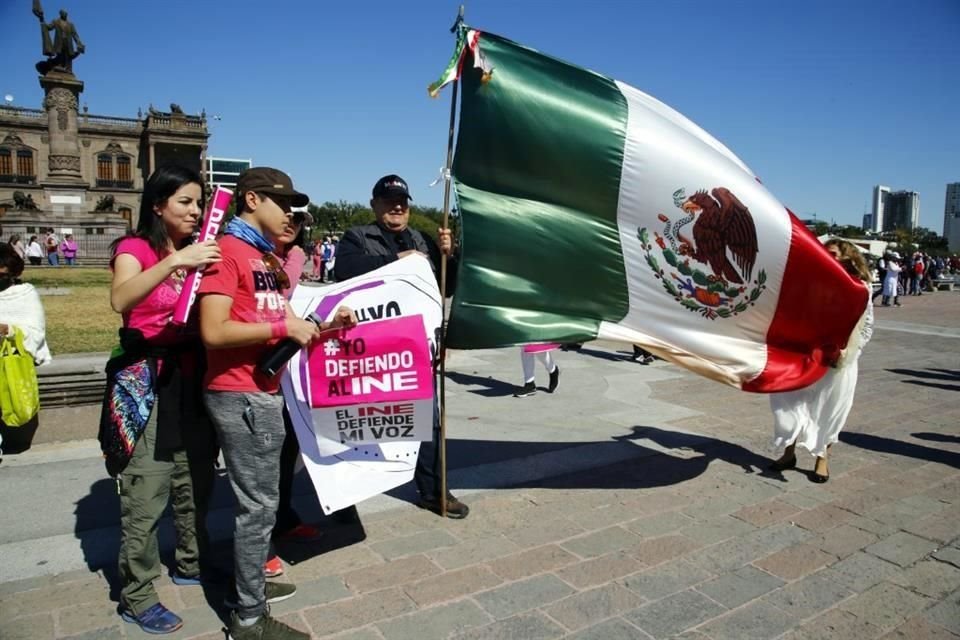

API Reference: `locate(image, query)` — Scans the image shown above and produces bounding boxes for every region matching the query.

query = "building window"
[94,144,134,189]
[97,154,113,181]
[0,138,37,185]
[117,156,131,183]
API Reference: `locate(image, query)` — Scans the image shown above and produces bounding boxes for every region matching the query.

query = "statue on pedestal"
[33,0,85,76]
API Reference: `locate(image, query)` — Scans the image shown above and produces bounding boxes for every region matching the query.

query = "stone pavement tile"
[814,524,880,559]
[620,491,694,517]
[723,479,791,506]
[486,545,579,581]
[503,517,587,548]
[0,575,53,598]
[61,626,124,639]
[362,516,432,545]
[543,583,644,632]
[554,551,643,589]
[681,496,743,520]
[934,546,960,569]
[901,509,960,544]
[763,570,854,619]
[791,505,855,533]
[780,608,883,640]
[0,613,54,640]
[889,559,960,599]
[370,530,460,560]
[780,492,832,510]
[686,522,811,575]
[568,503,638,530]
[268,576,351,617]
[621,559,714,601]
[924,479,960,503]
[342,555,441,594]
[623,589,727,639]
[402,565,503,607]
[731,499,801,528]
[473,575,574,620]
[629,534,702,566]
[696,600,797,640]
[56,602,121,637]
[754,543,837,580]
[880,617,960,640]
[922,589,960,635]
[839,582,932,631]
[283,543,386,581]
[865,531,939,567]
[427,535,521,570]
[564,617,653,640]
[450,612,566,640]
[867,498,947,530]
[318,629,383,640]
[843,514,900,538]
[695,565,784,609]
[301,588,415,636]
[1,583,105,621]
[273,612,312,637]
[560,526,643,559]
[824,552,901,592]
[375,599,491,640]
[624,511,695,538]
[679,515,756,545]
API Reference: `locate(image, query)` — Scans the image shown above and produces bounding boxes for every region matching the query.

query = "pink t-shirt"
[112,237,183,345]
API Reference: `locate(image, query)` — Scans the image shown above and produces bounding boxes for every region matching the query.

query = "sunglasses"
[261,252,291,291]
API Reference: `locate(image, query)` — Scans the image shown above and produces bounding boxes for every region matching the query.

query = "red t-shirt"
[198,236,288,393]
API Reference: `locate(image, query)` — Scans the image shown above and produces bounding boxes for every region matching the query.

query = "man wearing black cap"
[336,174,468,519]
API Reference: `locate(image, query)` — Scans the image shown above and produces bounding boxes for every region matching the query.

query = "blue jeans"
[65,256,76,266]
[47,253,59,266]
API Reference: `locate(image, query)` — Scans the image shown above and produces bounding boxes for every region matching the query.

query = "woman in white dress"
[881,252,902,307]
[768,239,873,483]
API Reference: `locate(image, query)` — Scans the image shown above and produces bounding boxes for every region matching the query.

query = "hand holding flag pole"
[437,4,465,519]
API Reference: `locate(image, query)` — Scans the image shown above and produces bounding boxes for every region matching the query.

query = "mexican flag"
[431,29,868,393]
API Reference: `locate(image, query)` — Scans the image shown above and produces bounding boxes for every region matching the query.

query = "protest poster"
[282,255,442,514]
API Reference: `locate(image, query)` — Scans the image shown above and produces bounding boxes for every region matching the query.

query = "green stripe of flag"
[447,33,631,349]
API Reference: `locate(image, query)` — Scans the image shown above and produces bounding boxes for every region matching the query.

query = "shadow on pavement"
[839,432,960,469]
[445,371,517,397]
[912,432,960,445]
[887,367,960,391]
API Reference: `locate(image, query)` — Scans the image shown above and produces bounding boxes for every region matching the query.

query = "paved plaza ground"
[1,291,958,639]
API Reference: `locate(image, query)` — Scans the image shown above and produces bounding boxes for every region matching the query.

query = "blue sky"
[2,0,957,230]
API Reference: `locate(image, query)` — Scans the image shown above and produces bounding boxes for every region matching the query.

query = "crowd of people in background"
[873,250,957,307]
[2,227,80,266]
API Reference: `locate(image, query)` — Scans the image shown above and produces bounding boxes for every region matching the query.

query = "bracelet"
[270,320,288,339]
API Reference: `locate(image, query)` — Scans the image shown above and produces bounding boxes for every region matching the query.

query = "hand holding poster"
[171,186,233,325]
[282,255,443,514]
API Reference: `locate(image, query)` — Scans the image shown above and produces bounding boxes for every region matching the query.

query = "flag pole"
[438,4,464,519]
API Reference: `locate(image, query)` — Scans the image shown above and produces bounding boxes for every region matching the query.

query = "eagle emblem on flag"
[638,187,767,320]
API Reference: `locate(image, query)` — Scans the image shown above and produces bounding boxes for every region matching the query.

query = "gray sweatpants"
[204,390,285,620]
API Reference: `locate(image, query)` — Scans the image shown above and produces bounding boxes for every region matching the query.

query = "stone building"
[0,15,208,262]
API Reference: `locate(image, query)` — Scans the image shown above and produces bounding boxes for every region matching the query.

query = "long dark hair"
[111,164,205,257]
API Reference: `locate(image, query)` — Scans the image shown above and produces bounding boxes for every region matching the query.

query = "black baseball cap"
[372,174,413,200]
[237,167,309,207]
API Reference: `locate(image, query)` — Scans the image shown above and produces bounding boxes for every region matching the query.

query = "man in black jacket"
[335,175,467,518]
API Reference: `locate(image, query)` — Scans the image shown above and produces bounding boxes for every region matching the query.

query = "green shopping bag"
[0,328,40,427]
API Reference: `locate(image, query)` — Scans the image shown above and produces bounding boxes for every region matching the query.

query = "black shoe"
[224,582,298,610]
[548,367,560,393]
[513,382,536,398]
[227,610,308,640]
[768,455,797,472]
[417,494,469,519]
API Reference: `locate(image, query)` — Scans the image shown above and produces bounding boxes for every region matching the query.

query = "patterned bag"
[0,328,40,427]
[98,356,155,477]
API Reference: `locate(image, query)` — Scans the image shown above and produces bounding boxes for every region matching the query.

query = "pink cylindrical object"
[171,186,234,325]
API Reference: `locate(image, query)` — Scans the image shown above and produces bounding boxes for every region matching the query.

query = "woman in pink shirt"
[103,165,221,634]
[60,233,78,265]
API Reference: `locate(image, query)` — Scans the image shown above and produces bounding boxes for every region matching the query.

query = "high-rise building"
[944,183,960,251]
[884,191,920,231]
[205,156,252,190]
[871,185,890,232]
[862,213,873,231]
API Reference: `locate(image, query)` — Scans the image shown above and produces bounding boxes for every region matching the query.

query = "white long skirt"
[770,360,859,457]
